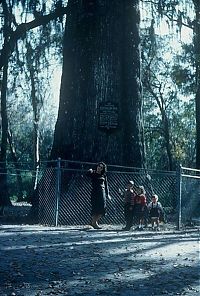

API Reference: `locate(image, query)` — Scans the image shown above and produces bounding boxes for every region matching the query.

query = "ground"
[0,222,199,296]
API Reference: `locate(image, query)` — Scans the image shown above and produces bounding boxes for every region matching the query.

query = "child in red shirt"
[133,186,147,230]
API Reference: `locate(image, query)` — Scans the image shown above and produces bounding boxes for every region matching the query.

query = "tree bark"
[51,0,145,167]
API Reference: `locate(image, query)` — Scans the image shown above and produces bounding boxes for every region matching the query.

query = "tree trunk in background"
[0,1,11,208]
[51,0,145,167]
[29,64,40,191]
[0,61,11,207]
[193,0,200,169]
[26,42,40,190]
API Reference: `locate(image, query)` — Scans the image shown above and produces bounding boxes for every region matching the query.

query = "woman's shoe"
[91,222,101,229]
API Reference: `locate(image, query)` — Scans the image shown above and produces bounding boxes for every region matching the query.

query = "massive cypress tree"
[50,0,145,167]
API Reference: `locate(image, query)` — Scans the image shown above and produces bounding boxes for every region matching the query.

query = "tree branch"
[0,7,68,70]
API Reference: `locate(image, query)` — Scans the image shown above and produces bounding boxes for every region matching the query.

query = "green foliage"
[171,46,195,94]
[7,168,33,202]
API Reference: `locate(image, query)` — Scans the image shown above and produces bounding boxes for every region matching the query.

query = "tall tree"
[0,0,12,209]
[51,0,145,167]
[142,29,175,170]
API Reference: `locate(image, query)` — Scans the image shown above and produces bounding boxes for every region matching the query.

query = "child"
[148,194,164,230]
[133,185,147,230]
[119,180,135,231]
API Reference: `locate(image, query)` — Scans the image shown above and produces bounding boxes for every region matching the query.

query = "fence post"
[55,158,61,227]
[177,164,182,230]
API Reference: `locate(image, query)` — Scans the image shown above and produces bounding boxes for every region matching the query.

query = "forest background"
[0,0,199,203]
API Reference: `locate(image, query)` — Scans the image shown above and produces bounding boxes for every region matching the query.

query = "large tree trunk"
[193,0,200,169]
[51,0,145,167]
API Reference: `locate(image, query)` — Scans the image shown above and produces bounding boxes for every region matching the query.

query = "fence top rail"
[60,167,176,176]
[181,166,200,173]
[47,159,177,174]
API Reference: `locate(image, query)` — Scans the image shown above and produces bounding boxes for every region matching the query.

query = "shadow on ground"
[0,220,199,296]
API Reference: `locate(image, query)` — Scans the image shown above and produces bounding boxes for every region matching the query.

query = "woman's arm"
[86,168,94,176]
[105,176,111,200]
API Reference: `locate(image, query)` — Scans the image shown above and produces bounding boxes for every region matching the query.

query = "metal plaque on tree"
[98,102,119,130]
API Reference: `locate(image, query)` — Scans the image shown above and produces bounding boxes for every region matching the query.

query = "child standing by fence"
[148,194,164,231]
[133,185,147,230]
[119,180,135,231]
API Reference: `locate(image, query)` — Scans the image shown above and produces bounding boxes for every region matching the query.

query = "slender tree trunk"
[154,92,173,171]
[30,70,40,190]
[193,0,200,169]
[161,111,173,171]
[26,42,40,189]
[7,130,24,201]
[51,0,145,167]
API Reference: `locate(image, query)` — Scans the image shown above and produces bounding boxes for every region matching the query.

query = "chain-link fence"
[1,160,199,229]
[38,160,179,227]
[179,166,200,227]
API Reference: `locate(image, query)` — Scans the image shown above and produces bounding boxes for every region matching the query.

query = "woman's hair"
[97,161,107,175]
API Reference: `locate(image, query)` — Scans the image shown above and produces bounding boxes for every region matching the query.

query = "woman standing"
[87,162,110,229]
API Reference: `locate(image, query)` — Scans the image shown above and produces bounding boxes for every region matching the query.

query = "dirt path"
[0,224,199,296]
